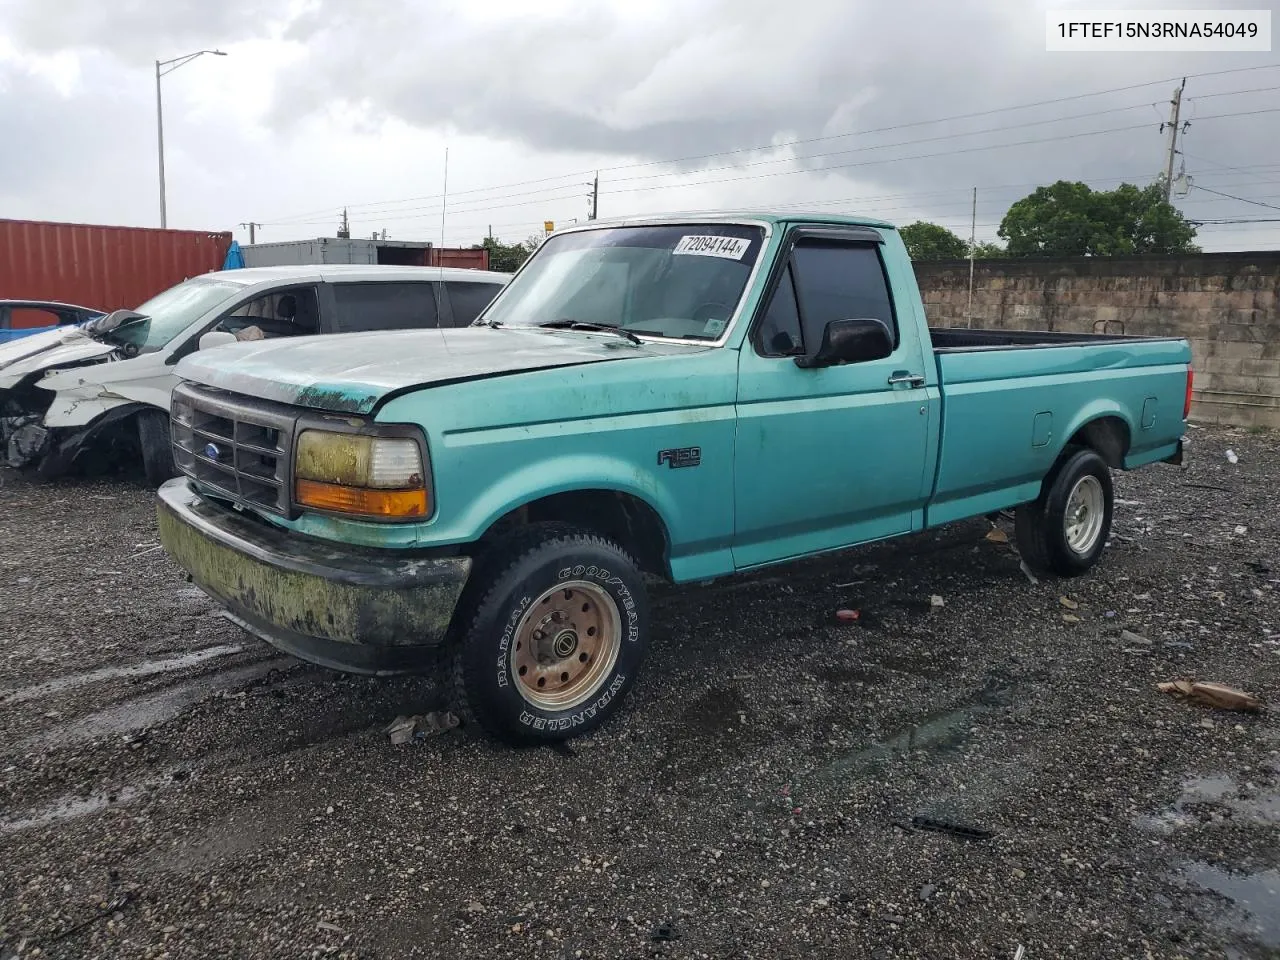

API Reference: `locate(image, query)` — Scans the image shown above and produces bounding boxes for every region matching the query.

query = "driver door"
[732,230,933,569]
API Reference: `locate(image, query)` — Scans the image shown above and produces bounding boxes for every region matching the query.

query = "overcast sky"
[1,0,1278,252]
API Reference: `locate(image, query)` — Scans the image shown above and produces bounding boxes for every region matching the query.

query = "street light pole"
[155,49,227,229]
[155,60,166,228]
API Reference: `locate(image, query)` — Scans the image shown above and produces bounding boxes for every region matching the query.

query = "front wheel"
[138,409,179,487]
[447,525,650,744]
[1015,447,1114,577]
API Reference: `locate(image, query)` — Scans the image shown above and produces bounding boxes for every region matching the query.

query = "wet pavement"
[0,422,1277,959]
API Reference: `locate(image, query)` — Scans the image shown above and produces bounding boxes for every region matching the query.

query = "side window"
[444,281,505,327]
[330,282,439,333]
[791,242,898,353]
[755,265,803,356]
[8,307,61,331]
[215,285,320,340]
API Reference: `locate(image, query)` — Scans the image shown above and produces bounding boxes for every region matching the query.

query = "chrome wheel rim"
[511,581,621,710]
[1064,475,1105,554]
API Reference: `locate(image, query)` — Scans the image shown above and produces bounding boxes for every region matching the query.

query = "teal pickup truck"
[156,213,1192,743]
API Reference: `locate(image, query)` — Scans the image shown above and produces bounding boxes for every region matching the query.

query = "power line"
[604,101,1162,189]
[1191,185,1280,212]
[258,62,1280,223]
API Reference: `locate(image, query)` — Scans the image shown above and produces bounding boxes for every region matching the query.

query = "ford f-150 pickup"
[155,212,1192,744]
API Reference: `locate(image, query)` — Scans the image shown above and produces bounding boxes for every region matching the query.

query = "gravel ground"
[0,423,1277,960]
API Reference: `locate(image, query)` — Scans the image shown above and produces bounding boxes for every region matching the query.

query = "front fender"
[447,452,679,546]
[284,453,681,552]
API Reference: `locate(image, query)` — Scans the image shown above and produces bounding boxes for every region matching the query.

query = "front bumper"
[156,479,471,675]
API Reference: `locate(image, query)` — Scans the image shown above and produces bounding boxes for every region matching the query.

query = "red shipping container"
[0,218,232,311]
[428,247,491,271]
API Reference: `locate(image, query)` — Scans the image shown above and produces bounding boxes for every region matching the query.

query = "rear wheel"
[447,524,649,744]
[138,408,179,487]
[1015,447,1114,577]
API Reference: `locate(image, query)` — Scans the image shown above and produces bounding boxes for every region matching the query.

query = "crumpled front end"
[1,380,56,469]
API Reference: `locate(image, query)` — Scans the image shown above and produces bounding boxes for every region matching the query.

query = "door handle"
[887,372,926,387]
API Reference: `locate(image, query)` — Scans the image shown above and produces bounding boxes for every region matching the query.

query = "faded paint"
[157,491,468,649]
[175,326,692,415]
[0,218,231,311]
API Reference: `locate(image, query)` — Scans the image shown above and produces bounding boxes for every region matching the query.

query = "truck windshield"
[102,278,245,353]
[480,224,766,341]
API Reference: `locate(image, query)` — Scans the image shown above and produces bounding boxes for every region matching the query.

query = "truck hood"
[0,327,116,388]
[175,326,688,415]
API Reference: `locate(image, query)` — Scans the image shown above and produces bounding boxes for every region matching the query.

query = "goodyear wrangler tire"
[448,524,649,744]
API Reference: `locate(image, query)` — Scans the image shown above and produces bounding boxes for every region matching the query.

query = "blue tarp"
[222,240,245,270]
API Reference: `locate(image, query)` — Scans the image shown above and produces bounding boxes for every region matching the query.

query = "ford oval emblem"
[205,442,221,460]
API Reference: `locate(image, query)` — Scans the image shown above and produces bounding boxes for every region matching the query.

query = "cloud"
[1,0,1278,251]
[3,0,282,63]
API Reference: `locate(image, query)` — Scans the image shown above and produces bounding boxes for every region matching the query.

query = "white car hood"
[0,327,116,389]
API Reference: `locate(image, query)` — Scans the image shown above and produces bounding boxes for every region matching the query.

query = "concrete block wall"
[912,253,1280,429]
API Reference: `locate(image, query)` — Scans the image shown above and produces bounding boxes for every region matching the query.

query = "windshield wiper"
[535,319,642,345]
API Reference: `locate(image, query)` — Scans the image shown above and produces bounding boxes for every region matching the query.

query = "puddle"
[16,659,294,751]
[1184,862,1280,951]
[821,677,1014,780]
[0,771,184,834]
[0,644,245,704]
[1136,773,1280,836]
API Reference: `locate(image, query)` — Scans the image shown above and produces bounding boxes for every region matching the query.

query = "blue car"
[0,300,107,344]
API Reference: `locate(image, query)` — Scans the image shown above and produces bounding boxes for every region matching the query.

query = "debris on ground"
[1059,597,1079,610]
[1156,680,1263,713]
[835,608,861,623]
[985,528,1009,544]
[1120,630,1151,646]
[1235,525,1248,536]
[1018,559,1040,585]
[930,595,945,609]
[385,711,461,744]
[1062,614,1082,624]
[1226,449,1239,464]
[651,922,681,942]
[901,815,995,841]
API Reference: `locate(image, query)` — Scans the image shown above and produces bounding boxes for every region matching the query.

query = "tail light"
[1184,366,1194,420]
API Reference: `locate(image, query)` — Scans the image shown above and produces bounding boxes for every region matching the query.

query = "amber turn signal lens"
[295,479,428,518]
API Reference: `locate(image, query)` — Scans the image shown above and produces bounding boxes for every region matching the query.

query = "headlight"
[294,429,429,519]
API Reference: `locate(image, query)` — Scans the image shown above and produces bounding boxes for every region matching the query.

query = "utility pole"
[337,208,350,239]
[1161,78,1186,202]
[966,186,977,329]
[588,172,599,220]
[239,222,261,244]
[155,49,228,228]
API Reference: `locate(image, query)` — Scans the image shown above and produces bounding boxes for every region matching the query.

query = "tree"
[899,221,968,260]
[972,241,1006,258]
[998,180,1198,257]
[473,236,536,273]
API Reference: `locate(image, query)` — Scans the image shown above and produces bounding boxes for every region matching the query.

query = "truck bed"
[923,327,1190,530]
[929,327,1179,352]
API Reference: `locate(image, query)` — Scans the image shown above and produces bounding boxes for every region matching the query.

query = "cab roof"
[559,210,896,231]
[194,264,513,286]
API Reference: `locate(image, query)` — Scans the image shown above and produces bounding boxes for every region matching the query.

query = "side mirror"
[794,318,893,369]
[198,331,238,351]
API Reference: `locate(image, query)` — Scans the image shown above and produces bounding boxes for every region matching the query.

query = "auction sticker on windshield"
[672,235,751,259]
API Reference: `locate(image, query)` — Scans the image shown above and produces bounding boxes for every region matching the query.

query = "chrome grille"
[170,383,298,516]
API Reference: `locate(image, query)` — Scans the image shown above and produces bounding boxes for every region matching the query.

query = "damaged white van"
[0,264,509,484]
